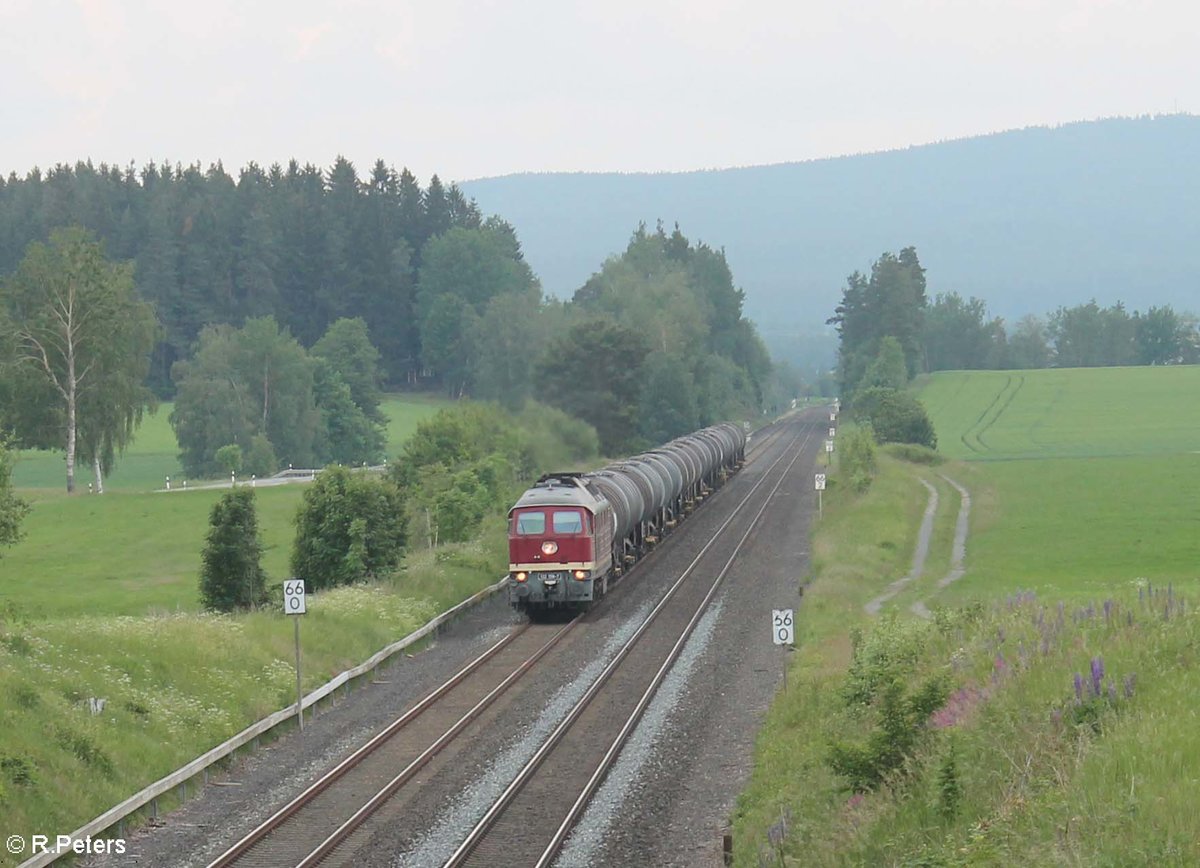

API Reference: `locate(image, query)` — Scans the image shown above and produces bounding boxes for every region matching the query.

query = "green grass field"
[9,394,448,492]
[916,366,1200,603]
[918,366,1200,461]
[0,486,307,618]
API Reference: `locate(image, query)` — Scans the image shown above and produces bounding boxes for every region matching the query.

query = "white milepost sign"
[829,427,836,437]
[284,579,307,614]
[830,412,836,422]
[825,439,834,453]
[284,579,306,731]
[772,609,795,645]
[815,473,826,491]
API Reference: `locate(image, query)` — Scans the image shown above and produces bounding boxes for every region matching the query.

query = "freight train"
[507,423,747,616]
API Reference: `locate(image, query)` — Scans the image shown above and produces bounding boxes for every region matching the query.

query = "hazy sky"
[2,0,1195,183]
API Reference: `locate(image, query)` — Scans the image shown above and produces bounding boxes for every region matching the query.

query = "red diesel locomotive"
[507,423,746,616]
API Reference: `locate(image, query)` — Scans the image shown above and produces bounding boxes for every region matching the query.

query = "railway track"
[206,618,580,868]
[445,419,815,867]
[206,410,819,868]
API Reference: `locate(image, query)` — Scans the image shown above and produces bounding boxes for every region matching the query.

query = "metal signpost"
[815,472,826,517]
[772,608,795,690]
[284,579,306,731]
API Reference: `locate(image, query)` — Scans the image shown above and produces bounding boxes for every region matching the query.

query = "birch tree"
[2,228,157,493]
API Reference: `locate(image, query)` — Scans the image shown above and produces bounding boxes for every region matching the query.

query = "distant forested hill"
[460,115,1200,370]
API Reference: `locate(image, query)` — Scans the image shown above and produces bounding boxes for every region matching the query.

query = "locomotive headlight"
[515,572,527,582]
[541,540,559,555]
[574,570,587,580]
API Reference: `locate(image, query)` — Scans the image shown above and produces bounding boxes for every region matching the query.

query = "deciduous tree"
[1,228,156,492]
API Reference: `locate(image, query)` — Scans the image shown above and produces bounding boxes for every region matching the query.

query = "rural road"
[864,472,971,618]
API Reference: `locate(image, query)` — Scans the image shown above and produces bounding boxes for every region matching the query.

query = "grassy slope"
[736,367,1200,865]
[735,449,1200,865]
[0,394,503,857]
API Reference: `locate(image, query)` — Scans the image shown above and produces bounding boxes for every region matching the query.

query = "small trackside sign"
[284,579,306,614]
[815,474,826,491]
[772,609,794,645]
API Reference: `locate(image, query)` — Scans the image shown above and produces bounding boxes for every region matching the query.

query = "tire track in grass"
[960,375,1011,456]
[911,473,971,619]
[976,374,1024,452]
[864,478,938,615]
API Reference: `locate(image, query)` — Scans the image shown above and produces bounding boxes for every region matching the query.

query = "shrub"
[199,488,268,611]
[214,443,243,476]
[828,671,949,792]
[0,441,29,552]
[935,739,963,819]
[839,426,878,493]
[243,434,278,477]
[854,387,937,449]
[291,466,406,590]
[882,442,945,465]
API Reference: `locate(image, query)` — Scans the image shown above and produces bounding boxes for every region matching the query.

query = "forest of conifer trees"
[0,158,484,394]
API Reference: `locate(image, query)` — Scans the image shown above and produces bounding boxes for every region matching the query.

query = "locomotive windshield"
[552,510,585,534]
[515,511,546,534]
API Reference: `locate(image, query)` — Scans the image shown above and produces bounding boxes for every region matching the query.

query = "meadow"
[8,393,446,492]
[915,366,1200,604]
[917,365,1200,461]
[0,394,451,619]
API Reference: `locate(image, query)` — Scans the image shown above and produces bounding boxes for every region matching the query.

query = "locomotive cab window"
[515,511,546,534]
[552,510,586,534]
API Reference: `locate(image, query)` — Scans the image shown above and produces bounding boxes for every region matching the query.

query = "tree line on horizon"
[830,248,1200,401]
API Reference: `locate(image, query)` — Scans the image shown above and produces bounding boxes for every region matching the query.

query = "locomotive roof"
[509,475,605,512]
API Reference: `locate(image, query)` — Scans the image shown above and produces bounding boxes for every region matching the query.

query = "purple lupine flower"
[1056,601,1065,625]
[1090,657,1105,697]
[1041,634,1051,656]
[1074,672,1084,702]
[1138,585,1144,603]
[1103,600,1113,622]
[1123,673,1136,699]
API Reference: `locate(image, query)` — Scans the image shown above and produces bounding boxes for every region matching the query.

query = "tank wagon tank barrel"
[506,422,748,617]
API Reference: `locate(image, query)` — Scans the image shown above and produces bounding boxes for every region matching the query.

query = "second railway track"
[445,418,816,867]
[204,410,820,868]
